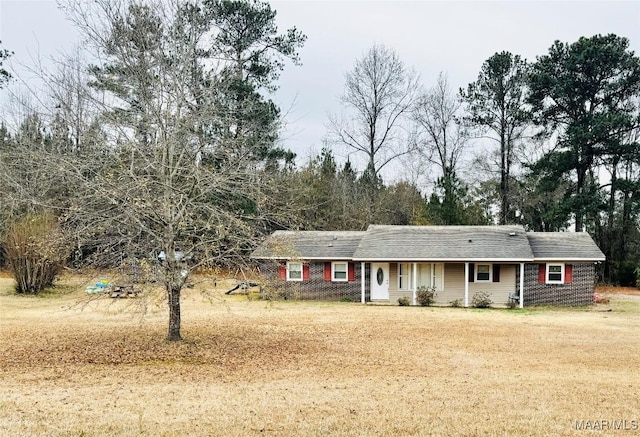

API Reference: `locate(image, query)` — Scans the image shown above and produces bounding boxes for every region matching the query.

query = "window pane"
[547,264,563,282]
[289,263,302,279]
[477,264,490,280]
[376,268,384,285]
[398,263,413,289]
[333,263,347,280]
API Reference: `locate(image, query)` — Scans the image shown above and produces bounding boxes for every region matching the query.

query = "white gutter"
[251,256,355,260]
[532,257,606,262]
[352,257,535,263]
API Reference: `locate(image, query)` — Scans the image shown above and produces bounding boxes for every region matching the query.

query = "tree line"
[273,36,640,288]
[0,1,639,341]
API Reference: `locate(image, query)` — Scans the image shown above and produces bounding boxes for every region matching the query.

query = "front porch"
[360,262,525,308]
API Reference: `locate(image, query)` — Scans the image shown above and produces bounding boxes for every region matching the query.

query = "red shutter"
[492,264,500,282]
[303,264,310,281]
[324,262,332,281]
[278,264,286,280]
[468,264,475,282]
[565,264,573,283]
[538,264,546,283]
[348,263,356,281]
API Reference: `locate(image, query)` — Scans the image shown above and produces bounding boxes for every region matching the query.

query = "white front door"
[370,263,389,300]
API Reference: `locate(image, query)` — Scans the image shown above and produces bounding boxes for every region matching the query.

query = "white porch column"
[412,262,417,305]
[464,262,469,307]
[361,262,366,304]
[519,263,525,309]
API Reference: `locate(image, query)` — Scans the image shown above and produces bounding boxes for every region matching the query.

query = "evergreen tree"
[528,34,640,231]
[425,170,490,225]
[461,51,530,224]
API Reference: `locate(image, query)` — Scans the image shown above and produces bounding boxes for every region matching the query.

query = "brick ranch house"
[251,225,606,307]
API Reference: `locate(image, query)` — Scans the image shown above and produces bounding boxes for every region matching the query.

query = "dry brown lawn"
[1,274,639,436]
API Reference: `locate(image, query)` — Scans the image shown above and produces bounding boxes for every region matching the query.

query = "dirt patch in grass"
[1,276,640,436]
[596,284,640,296]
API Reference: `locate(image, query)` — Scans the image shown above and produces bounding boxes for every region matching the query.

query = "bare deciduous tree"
[53,0,303,341]
[414,72,467,184]
[413,72,478,224]
[328,44,419,221]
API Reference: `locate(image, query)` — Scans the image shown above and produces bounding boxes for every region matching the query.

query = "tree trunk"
[500,134,508,225]
[575,163,586,231]
[366,156,377,224]
[603,159,618,283]
[167,284,182,341]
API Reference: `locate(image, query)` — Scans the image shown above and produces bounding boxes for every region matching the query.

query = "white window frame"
[475,263,492,282]
[546,263,564,284]
[287,262,303,282]
[398,263,413,290]
[332,262,348,282]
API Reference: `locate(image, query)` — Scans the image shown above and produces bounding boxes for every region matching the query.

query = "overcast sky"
[1,0,639,177]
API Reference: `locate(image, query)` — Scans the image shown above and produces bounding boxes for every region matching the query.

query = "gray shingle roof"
[352,225,534,261]
[527,232,605,261]
[251,230,366,260]
[251,226,605,263]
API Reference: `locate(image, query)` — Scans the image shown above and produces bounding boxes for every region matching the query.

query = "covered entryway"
[370,262,389,300]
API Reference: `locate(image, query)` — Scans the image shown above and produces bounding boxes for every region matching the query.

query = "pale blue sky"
[1,0,639,177]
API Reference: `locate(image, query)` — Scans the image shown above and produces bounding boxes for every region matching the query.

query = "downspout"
[464,262,469,307]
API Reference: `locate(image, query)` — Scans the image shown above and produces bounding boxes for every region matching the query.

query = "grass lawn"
[1,273,639,436]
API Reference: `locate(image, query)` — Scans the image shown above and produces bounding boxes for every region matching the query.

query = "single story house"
[250,225,605,307]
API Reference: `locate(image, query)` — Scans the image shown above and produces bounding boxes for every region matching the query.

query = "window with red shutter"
[332,262,348,282]
[546,263,564,284]
[285,262,303,281]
